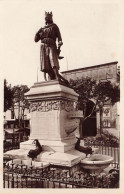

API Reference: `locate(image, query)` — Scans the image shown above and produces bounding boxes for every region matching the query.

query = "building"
[61,61,120,138]
[4,103,30,141]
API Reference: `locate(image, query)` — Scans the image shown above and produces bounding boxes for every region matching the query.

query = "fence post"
[11,175,14,188]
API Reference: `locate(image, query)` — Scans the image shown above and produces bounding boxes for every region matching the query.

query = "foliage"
[12,85,29,105]
[4,79,14,112]
[84,129,119,146]
[96,130,119,145]
[4,80,30,128]
[70,77,120,120]
[12,85,30,127]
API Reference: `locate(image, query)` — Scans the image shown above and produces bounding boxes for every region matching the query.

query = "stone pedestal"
[20,80,80,153]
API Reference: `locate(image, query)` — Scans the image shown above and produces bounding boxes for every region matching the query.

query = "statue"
[35,11,67,82]
[27,139,42,160]
[75,137,93,157]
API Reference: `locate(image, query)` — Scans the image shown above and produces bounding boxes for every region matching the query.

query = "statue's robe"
[34,23,62,73]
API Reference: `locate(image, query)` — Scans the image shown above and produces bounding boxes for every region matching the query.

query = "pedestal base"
[38,149,86,166]
[20,137,77,152]
[4,148,86,167]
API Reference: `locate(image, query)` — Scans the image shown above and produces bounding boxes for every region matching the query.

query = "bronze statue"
[34,11,65,81]
[27,139,42,160]
[75,137,93,157]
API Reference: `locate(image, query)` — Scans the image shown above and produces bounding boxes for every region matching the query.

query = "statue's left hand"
[58,41,63,47]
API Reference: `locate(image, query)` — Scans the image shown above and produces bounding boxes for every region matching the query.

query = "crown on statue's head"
[45,11,53,19]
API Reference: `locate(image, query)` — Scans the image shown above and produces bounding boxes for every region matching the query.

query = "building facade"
[61,61,120,138]
[4,102,30,142]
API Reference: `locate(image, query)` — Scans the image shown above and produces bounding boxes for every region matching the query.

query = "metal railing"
[84,138,120,169]
[3,159,119,188]
[3,136,29,153]
[3,141,20,153]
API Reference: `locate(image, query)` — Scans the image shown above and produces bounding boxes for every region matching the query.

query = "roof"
[61,61,118,74]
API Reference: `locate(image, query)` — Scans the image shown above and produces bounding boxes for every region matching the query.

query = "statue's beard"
[45,19,53,25]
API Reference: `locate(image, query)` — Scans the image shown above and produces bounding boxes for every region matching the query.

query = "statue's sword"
[57,46,64,60]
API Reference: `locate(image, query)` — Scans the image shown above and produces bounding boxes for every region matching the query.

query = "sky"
[0,0,123,87]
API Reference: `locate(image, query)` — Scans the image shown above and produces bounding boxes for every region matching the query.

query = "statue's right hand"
[34,34,40,42]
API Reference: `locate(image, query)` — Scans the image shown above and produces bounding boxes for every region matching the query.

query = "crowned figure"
[34,11,64,81]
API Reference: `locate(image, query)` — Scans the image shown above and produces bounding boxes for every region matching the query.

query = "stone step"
[4,148,86,167]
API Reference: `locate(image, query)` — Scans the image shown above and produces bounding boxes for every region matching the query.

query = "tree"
[4,79,14,112]
[12,85,30,128]
[70,77,120,135]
